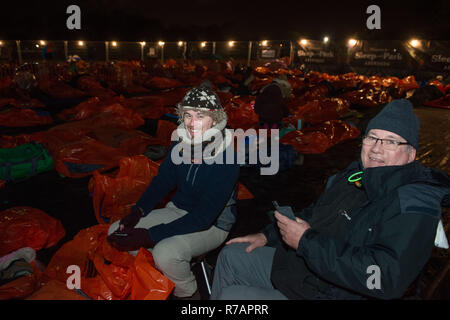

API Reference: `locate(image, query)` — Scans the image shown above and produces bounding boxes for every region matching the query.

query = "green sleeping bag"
[0,142,54,182]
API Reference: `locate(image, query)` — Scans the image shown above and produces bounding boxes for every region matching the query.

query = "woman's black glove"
[119,206,144,232]
[107,228,155,252]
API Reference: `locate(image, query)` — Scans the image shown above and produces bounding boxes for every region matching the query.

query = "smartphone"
[272,201,296,221]
[112,231,129,237]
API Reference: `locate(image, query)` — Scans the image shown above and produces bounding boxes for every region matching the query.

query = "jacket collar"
[174,119,233,161]
[345,160,423,201]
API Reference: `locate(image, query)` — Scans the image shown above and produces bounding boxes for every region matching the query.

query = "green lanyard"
[348,171,363,188]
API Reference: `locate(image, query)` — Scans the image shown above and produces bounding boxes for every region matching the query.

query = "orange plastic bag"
[76,75,116,99]
[249,77,273,93]
[57,97,106,121]
[52,137,128,178]
[147,87,190,107]
[120,95,164,111]
[237,182,254,200]
[340,88,392,108]
[287,98,350,125]
[86,127,156,156]
[280,120,360,154]
[90,250,133,299]
[0,132,48,148]
[302,120,360,146]
[25,279,88,300]
[204,71,235,87]
[44,224,134,300]
[144,76,184,90]
[130,248,174,300]
[0,207,65,256]
[225,96,259,130]
[399,75,419,92]
[91,156,160,224]
[253,67,272,77]
[44,225,109,284]
[39,79,87,100]
[49,104,145,137]
[45,224,174,300]
[287,84,330,109]
[0,107,53,127]
[0,97,45,109]
[280,130,331,154]
[51,127,155,178]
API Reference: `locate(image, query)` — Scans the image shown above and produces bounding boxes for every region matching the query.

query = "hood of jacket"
[173,119,234,161]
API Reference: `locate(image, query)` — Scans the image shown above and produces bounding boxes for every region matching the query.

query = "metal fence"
[1,39,448,81]
[0,40,293,65]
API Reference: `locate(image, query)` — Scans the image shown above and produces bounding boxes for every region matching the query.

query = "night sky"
[0,0,448,41]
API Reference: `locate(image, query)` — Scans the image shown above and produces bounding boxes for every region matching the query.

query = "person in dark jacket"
[107,82,240,299]
[254,74,291,129]
[210,99,449,300]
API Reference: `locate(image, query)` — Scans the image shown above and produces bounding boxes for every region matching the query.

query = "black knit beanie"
[365,99,420,149]
[180,81,222,111]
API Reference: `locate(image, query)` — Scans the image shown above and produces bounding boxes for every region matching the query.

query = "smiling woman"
[183,110,215,139]
[175,81,228,137]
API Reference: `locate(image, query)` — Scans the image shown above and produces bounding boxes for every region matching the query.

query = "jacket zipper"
[340,209,352,221]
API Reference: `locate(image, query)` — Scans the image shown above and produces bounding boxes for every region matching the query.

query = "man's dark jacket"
[263,160,450,299]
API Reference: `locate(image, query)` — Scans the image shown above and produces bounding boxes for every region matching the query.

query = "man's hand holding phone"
[273,201,311,250]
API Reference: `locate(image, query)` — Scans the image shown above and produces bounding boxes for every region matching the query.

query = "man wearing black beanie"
[211,99,449,300]
[361,99,419,169]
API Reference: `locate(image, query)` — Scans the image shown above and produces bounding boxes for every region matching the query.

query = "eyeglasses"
[362,135,409,151]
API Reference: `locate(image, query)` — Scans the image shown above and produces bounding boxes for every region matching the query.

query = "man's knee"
[220,242,248,257]
[215,243,250,272]
[218,243,249,261]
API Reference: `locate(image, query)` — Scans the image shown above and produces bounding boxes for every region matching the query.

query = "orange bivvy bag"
[44,224,174,300]
[0,207,65,256]
[90,156,160,224]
